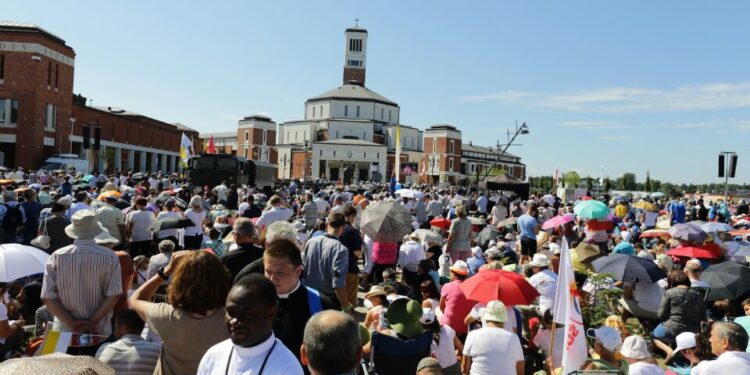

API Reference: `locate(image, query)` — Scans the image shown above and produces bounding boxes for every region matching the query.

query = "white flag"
[552,238,587,374]
[180,133,193,164]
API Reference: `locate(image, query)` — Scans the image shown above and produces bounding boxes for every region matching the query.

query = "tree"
[586,177,593,191]
[620,173,637,191]
[564,171,581,188]
[603,177,612,192]
[645,172,652,192]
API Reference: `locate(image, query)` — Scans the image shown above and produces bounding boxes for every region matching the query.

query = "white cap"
[531,253,550,267]
[586,327,622,352]
[673,332,697,354]
[420,308,436,325]
[620,335,651,360]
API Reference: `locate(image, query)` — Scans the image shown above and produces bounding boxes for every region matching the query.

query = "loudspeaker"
[730,155,738,178]
[82,125,90,149]
[94,127,101,151]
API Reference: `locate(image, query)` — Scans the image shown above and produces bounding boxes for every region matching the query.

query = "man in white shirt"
[212,181,229,205]
[462,300,523,375]
[301,310,362,375]
[126,198,155,257]
[426,194,442,220]
[527,254,558,316]
[476,193,488,215]
[69,191,94,217]
[197,274,303,375]
[255,196,294,233]
[314,194,330,218]
[705,321,750,373]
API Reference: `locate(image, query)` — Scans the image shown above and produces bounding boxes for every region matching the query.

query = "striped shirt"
[41,239,122,337]
[95,334,161,375]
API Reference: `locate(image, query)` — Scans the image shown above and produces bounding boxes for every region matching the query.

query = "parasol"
[541,214,575,230]
[574,200,609,219]
[459,269,540,305]
[702,261,750,301]
[668,223,707,243]
[666,246,719,259]
[360,201,414,243]
[0,244,50,282]
[496,216,518,228]
[592,253,667,284]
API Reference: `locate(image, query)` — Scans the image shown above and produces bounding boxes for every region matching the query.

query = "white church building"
[276,25,422,183]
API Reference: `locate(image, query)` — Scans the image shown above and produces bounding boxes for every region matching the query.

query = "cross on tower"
[355,18,359,26]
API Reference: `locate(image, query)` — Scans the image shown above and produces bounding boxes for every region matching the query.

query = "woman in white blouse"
[183,196,208,250]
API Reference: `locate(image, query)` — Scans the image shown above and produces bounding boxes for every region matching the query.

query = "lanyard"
[225,340,277,375]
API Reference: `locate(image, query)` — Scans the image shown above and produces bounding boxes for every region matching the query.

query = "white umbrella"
[0,244,50,282]
[699,222,733,233]
[394,189,425,200]
[723,241,750,258]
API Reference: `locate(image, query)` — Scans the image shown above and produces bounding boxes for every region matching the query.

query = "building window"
[381,108,384,119]
[347,60,362,67]
[0,54,4,81]
[344,105,348,117]
[55,64,59,88]
[333,150,336,157]
[263,130,267,145]
[245,131,249,141]
[356,106,360,117]
[432,138,437,153]
[295,131,298,141]
[320,150,322,156]
[377,152,380,158]
[449,158,454,172]
[245,149,248,158]
[364,152,366,158]
[320,105,323,116]
[349,38,362,52]
[47,61,52,86]
[45,104,55,129]
[449,140,455,154]
[388,110,392,121]
[312,106,316,117]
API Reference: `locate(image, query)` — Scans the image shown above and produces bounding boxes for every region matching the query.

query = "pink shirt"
[372,241,398,265]
[440,280,474,334]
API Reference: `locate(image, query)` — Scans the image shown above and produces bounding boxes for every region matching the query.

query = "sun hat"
[586,326,623,352]
[549,243,561,255]
[416,357,441,372]
[94,226,120,246]
[386,298,424,339]
[420,308,436,325]
[65,210,104,240]
[531,253,550,268]
[450,260,469,275]
[620,335,651,359]
[483,300,508,323]
[364,285,387,300]
[673,332,697,355]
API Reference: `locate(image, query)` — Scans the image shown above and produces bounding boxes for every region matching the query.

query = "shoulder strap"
[305,286,323,315]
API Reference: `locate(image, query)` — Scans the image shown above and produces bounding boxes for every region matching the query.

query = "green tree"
[620,173,637,191]
[645,172,652,192]
[603,177,612,192]
[564,171,581,188]
[586,177,593,191]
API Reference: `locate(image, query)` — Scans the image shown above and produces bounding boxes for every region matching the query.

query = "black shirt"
[220,242,264,281]
[275,282,335,371]
[338,224,363,274]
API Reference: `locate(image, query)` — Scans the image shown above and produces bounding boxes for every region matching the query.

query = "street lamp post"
[69,117,76,154]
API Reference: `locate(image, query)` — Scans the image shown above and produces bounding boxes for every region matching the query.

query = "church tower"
[343,22,367,86]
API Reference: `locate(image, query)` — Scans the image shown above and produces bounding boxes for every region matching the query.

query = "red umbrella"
[430,217,452,229]
[541,214,575,230]
[667,246,719,259]
[459,269,540,305]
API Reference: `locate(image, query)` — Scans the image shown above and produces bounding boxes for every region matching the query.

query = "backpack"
[2,204,23,233]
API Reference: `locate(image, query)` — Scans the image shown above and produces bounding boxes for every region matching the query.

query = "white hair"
[265,221,298,244]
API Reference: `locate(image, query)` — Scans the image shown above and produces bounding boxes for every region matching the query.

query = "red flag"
[207,135,216,154]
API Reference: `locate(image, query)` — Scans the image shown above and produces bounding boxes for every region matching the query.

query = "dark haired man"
[95,309,161,374]
[197,274,303,375]
[302,212,350,310]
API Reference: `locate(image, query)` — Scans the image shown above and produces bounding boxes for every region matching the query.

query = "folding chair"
[366,331,432,375]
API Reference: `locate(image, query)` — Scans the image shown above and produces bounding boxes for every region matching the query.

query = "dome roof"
[307,84,398,106]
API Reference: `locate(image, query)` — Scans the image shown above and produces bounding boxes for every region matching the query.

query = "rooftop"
[316,138,385,147]
[240,114,273,122]
[426,124,460,132]
[462,142,520,159]
[307,84,398,106]
[346,26,368,33]
[0,21,70,48]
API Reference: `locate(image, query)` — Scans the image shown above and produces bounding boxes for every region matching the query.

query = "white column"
[139,151,147,172]
[114,147,122,172]
[127,149,135,171]
[160,154,167,173]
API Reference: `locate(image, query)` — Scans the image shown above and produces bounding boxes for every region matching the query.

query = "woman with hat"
[461,300,524,375]
[439,260,474,341]
[363,285,390,332]
[421,308,462,375]
[620,335,665,374]
[183,195,207,250]
[664,332,715,374]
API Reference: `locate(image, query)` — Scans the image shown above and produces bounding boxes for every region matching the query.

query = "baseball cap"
[673,332,697,355]
[586,327,622,352]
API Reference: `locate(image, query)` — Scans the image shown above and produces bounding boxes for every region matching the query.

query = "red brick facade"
[0,23,200,170]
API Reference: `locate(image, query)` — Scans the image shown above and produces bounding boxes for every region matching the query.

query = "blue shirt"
[467,255,485,275]
[517,214,538,239]
[670,202,686,223]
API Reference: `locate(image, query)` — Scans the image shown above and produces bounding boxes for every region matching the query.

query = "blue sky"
[7,1,750,184]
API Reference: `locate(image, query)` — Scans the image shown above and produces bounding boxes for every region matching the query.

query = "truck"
[39,154,90,174]
[185,153,276,192]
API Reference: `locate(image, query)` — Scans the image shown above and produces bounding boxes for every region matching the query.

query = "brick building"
[0,21,200,171]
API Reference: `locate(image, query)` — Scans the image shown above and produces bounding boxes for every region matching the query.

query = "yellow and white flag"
[180,133,193,165]
[39,331,72,355]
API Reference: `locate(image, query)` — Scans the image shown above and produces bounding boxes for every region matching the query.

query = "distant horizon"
[4,1,749,184]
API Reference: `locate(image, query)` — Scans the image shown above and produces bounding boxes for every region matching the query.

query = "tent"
[480,173,530,200]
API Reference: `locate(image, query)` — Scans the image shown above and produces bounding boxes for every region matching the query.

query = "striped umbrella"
[592,253,667,285]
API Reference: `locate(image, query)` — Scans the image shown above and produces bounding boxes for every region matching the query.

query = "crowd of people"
[0,166,749,374]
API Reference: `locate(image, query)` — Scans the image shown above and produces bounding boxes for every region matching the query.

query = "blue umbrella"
[613,242,635,255]
[592,253,666,284]
[668,223,707,243]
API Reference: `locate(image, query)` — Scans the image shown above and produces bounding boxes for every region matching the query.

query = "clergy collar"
[278,280,301,299]
[234,332,276,357]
